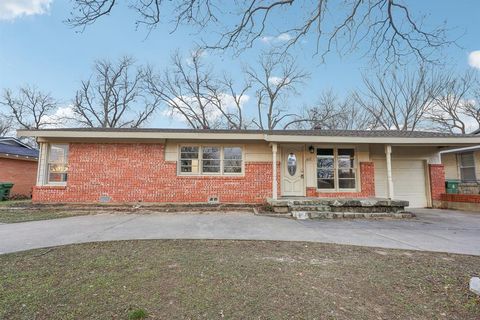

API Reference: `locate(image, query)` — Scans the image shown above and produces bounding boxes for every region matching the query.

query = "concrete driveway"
[0,208,479,255]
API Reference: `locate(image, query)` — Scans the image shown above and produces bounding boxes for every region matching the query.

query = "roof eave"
[0,153,38,161]
[264,134,480,145]
[17,129,266,141]
[17,129,480,146]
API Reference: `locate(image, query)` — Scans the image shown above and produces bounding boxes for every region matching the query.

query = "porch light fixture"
[308,145,315,153]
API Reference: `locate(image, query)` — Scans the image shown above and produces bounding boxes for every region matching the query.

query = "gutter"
[439,145,480,154]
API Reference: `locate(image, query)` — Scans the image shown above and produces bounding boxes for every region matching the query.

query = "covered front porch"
[266,137,459,215]
[269,142,401,201]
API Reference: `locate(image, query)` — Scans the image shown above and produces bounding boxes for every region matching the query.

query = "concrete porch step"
[292,211,415,220]
[267,197,411,219]
[290,205,331,212]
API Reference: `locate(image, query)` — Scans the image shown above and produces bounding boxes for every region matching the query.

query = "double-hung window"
[47,144,69,184]
[202,147,221,173]
[179,146,243,175]
[223,147,243,173]
[459,152,476,182]
[179,146,200,173]
[317,148,356,190]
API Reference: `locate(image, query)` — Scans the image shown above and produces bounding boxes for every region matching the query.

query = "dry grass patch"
[0,240,479,319]
[0,208,90,223]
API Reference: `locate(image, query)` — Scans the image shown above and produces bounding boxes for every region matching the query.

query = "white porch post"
[36,142,47,186]
[272,143,278,200]
[385,145,394,199]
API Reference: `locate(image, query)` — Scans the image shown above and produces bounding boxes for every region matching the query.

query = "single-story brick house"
[17,128,480,208]
[0,137,39,198]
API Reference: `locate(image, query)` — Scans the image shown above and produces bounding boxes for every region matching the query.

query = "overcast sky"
[0,0,479,128]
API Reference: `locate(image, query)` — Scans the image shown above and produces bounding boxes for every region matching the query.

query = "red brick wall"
[33,143,279,203]
[440,193,480,203]
[0,157,38,197]
[306,162,375,198]
[429,164,445,201]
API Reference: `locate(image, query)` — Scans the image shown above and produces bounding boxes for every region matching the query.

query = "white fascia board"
[16,130,480,146]
[264,134,480,146]
[17,130,265,141]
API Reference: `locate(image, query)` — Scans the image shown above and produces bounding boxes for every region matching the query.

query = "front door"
[282,146,305,196]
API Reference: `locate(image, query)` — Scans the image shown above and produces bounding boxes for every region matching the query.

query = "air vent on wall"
[99,195,112,203]
[208,196,219,204]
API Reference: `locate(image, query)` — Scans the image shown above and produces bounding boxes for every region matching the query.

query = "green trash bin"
[0,182,14,200]
[445,180,459,194]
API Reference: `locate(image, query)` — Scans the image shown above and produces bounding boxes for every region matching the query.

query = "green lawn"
[0,240,479,319]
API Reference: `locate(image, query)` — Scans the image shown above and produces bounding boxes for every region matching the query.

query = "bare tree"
[146,50,249,129]
[354,67,444,131]
[73,57,159,128]
[0,113,11,136]
[0,86,59,130]
[208,75,252,129]
[66,0,454,64]
[426,71,478,134]
[463,83,480,133]
[246,53,309,130]
[0,104,12,136]
[289,91,374,130]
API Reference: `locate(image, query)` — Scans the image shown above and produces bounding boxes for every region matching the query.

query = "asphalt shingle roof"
[25,127,474,138]
[0,143,39,158]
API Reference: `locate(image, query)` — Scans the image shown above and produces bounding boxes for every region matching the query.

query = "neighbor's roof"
[16,128,480,146]
[0,137,39,159]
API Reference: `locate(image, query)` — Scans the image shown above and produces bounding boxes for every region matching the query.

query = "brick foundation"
[0,157,38,197]
[306,162,375,198]
[435,193,480,212]
[33,143,279,204]
[440,193,480,203]
[429,164,445,202]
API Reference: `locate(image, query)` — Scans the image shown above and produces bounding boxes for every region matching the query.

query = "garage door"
[374,159,428,208]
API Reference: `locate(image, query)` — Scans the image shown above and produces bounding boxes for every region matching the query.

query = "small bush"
[8,194,31,200]
[128,308,147,320]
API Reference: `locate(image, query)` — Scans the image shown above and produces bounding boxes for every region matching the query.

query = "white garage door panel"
[374,159,428,208]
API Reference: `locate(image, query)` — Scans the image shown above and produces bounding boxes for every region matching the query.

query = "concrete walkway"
[0,208,479,255]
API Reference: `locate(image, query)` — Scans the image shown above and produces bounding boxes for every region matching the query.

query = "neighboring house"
[440,146,480,211]
[441,147,480,184]
[17,128,480,208]
[0,137,39,198]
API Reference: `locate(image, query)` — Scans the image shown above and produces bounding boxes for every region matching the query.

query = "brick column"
[359,162,375,196]
[429,164,445,205]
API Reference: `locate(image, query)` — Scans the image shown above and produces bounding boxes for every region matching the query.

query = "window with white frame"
[459,152,476,182]
[47,144,69,184]
[317,148,356,190]
[179,146,243,175]
[202,146,221,173]
[223,147,243,173]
